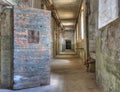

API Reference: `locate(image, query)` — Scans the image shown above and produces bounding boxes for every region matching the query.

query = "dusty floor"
[0,58,102,92]
[59,50,76,55]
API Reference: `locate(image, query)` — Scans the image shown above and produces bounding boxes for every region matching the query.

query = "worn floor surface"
[59,50,76,55]
[0,58,102,92]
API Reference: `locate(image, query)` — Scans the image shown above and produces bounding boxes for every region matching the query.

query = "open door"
[66,40,71,49]
[13,7,51,89]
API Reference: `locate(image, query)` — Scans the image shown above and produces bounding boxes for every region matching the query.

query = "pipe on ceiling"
[44,0,64,30]
[74,0,83,30]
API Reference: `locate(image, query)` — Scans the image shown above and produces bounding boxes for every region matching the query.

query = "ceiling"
[2,0,82,31]
[51,0,82,31]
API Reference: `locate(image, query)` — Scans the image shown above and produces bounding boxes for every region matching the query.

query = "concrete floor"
[59,49,76,55]
[0,58,102,92]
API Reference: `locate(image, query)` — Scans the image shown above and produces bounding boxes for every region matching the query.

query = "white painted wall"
[99,0,119,28]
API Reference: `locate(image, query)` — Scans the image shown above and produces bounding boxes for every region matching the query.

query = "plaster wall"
[89,0,120,92]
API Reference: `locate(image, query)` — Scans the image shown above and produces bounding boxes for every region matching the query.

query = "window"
[81,6,84,39]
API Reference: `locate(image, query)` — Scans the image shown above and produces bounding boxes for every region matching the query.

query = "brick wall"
[13,7,51,89]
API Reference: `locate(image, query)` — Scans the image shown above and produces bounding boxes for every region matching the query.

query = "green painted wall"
[0,7,13,89]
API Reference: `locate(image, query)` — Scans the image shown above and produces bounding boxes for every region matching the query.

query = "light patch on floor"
[14,76,23,81]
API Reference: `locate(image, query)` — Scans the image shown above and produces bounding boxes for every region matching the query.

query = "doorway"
[66,40,71,49]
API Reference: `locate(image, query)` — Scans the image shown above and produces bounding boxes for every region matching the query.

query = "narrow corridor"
[0,58,102,92]
[0,0,120,92]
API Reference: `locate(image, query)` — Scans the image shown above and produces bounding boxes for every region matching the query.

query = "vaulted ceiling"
[51,0,82,31]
